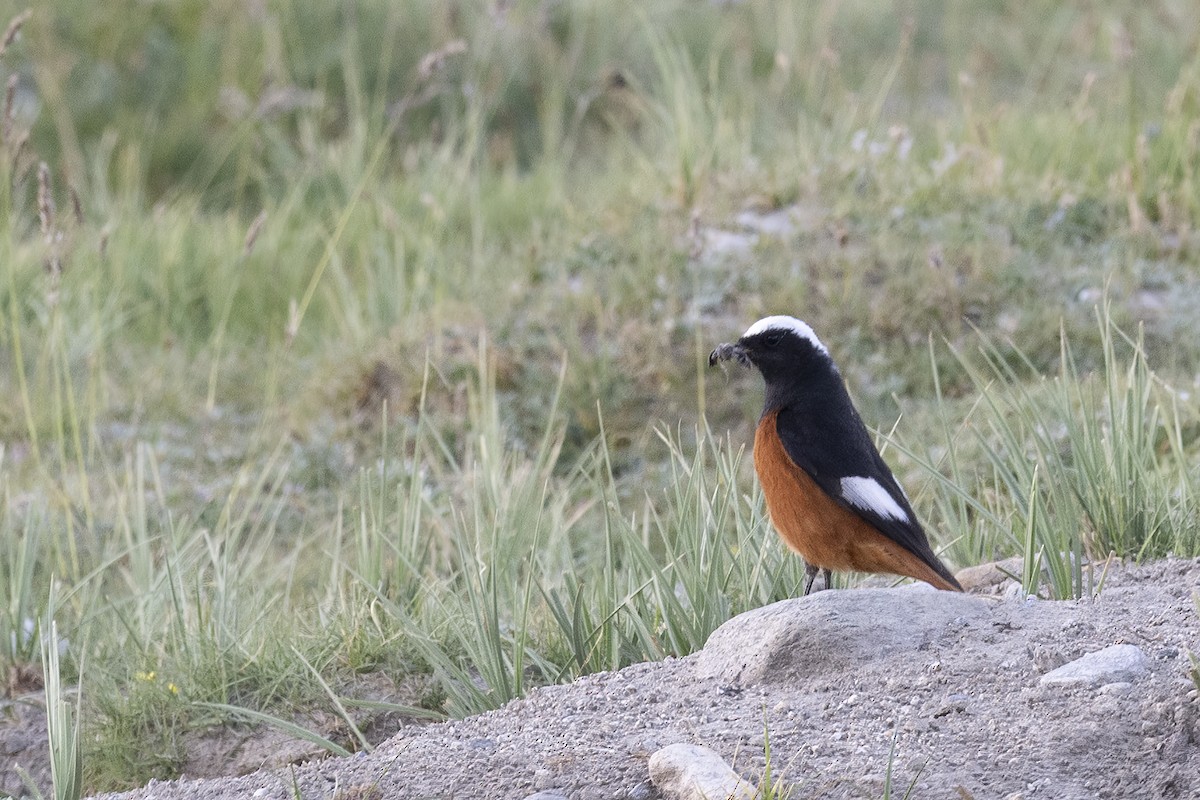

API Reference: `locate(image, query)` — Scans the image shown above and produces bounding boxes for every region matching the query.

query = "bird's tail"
[864,536,964,592]
[918,550,963,592]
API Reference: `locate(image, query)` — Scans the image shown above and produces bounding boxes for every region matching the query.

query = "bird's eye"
[764,332,783,347]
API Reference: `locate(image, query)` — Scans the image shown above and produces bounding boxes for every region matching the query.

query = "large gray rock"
[648,743,755,800]
[696,586,991,685]
[1039,644,1149,686]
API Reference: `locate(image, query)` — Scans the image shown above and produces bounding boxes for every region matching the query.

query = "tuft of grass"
[894,304,1198,599]
[354,348,805,717]
[1,485,48,668]
[752,712,797,800]
[42,613,82,800]
[880,732,925,800]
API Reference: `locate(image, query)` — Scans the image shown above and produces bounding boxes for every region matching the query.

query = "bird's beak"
[708,341,750,368]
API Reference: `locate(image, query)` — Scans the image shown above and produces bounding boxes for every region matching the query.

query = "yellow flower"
[134,671,156,682]
[167,683,180,695]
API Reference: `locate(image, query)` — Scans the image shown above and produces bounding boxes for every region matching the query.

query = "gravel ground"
[6,558,1199,800]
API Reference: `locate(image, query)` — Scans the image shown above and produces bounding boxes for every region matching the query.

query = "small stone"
[649,743,755,800]
[1099,682,1134,697]
[522,792,568,800]
[933,693,970,717]
[1040,644,1149,687]
[955,557,1023,591]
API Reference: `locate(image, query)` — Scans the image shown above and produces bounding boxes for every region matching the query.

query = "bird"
[709,315,963,595]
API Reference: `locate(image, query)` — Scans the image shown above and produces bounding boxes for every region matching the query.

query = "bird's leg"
[821,568,833,591]
[802,562,820,596]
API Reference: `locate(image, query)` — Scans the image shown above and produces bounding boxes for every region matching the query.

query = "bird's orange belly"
[753,411,937,580]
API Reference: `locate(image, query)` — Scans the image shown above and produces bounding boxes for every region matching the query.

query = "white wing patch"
[840,476,909,523]
[742,315,829,355]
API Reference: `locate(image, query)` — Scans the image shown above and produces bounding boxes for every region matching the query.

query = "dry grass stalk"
[8,127,28,177]
[2,74,16,143]
[69,184,84,225]
[36,160,53,233]
[244,209,267,256]
[0,9,31,59]
[285,297,300,346]
[418,39,467,80]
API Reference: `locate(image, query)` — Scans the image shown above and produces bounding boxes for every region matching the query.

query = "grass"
[0,0,1198,794]
[891,304,1198,599]
[751,712,798,800]
[42,618,82,800]
[741,719,931,799]
[880,733,924,800]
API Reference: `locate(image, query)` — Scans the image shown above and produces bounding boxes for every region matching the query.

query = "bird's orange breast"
[753,410,955,589]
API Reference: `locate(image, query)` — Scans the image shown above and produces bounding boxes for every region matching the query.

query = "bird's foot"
[803,563,819,596]
[802,564,835,596]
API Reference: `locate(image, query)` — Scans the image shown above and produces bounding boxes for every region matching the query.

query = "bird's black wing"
[773,403,938,563]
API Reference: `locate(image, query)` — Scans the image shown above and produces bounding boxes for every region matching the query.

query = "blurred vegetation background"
[4,0,1200,438]
[1,0,1199,793]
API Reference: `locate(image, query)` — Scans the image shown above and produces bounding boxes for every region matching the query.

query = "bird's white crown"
[741,315,829,356]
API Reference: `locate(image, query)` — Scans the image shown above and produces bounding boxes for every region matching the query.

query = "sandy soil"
[4,558,1199,800]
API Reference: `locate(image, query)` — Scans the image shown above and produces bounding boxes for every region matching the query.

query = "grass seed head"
[37,160,54,234]
[37,161,65,276]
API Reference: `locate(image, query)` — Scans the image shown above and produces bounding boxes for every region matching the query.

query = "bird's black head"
[709,315,836,407]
